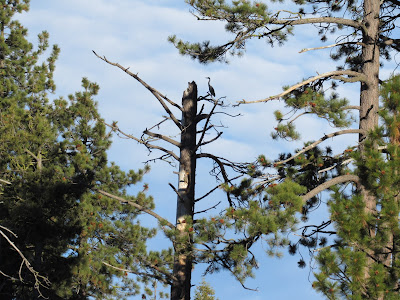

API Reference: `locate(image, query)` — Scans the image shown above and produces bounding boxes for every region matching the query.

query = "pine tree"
[194,278,219,300]
[0,2,155,299]
[169,0,400,299]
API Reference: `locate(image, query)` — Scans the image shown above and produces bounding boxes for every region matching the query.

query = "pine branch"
[301,174,360,202]
[271,17,365,31]
[238,70,366,105]
[92,50,183,129]
[299,42,365,53]
[95,189,175,229]
[275,129,364,165]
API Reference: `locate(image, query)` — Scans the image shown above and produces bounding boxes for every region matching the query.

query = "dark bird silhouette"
[206,77,215,97]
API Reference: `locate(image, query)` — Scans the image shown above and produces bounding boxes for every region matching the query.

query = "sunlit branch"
[239,70,366,105]
[270,16,365,31]
[318,158,354,174]
[299,41,365,53]
[301,175,360,202]
[102,261,174,285]
[0,178,11,185]
[275,129,364,165]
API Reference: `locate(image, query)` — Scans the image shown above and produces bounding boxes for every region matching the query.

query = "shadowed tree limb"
[95,189,175,229]
[195,100,219,152]
[0,225,50,296]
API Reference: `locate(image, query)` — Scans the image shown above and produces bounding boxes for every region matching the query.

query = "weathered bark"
[171,82,197,300]
[359,0,381,291]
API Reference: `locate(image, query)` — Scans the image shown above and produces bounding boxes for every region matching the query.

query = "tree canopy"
[0,1,154,299]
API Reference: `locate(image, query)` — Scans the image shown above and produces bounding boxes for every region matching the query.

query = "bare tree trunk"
[359,0,381,292]
[171,81,197,300]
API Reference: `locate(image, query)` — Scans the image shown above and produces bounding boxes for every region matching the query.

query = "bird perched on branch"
[206,77,215,97]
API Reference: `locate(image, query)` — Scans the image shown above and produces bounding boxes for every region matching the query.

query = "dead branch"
[195,100,219,151]
[96,189,175,229]
[194,201,221,214]
[238,70,366,105]
[197,131,223,148]
[168,183,191,204]
[270,16,364,31]
[0,178,11,185]
[195,175,242,202]
[196,153,235,206]
[103,121,179,161]
[147,116,169,131]
[143,129,181,148]
[275,129,364,165]
[301,174,360,202]
[318,158,354,174]
[0,226,50,296]
[299,41,365,53]
[144,154,176,167]
[343,105,361,110]
[92,50,182,129]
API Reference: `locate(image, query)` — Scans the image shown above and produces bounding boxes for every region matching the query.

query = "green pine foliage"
[194,278,219,300]
[311,76,400,299]
[173,0,400,298]
[0,2,156,299]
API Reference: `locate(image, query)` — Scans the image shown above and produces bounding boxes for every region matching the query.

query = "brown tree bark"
[171,81,197,300]
[359,0,381,291]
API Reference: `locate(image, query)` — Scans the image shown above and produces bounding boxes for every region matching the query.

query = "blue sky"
[17,1,398,299]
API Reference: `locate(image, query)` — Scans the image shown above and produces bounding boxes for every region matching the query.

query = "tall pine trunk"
[359,0,381,290]
[171,82,197,300]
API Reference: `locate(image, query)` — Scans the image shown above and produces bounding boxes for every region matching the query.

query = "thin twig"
[92,50,182,129]
[103,121,179,161]
[194,201,221,214]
